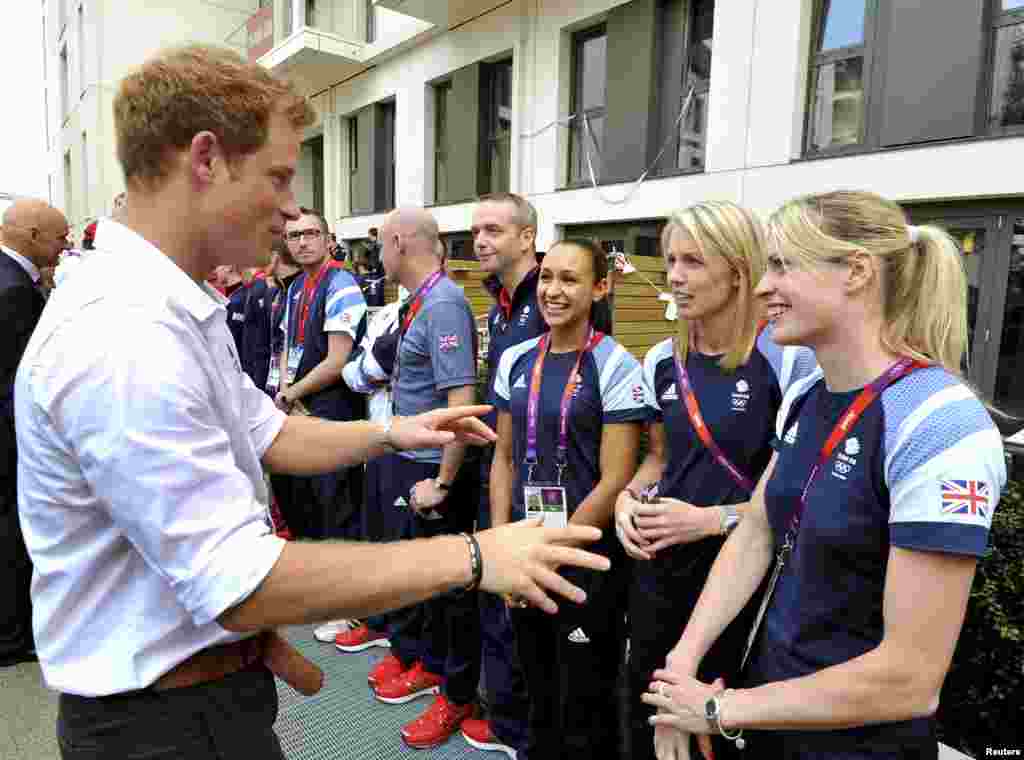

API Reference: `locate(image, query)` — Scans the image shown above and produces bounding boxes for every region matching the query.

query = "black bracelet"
[459,532,483,592]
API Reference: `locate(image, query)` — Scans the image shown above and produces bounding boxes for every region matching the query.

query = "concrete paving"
[0,639,976,760]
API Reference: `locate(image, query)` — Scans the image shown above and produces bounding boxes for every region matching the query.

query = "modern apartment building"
[41,0,425,235]
[42,0,1024,418]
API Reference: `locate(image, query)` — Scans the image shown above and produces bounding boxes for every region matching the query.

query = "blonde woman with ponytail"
[646,191,1005,760]
[615,201,816,760]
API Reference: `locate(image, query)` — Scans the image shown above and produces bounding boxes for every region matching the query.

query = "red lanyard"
[392,270,446,401]
[782,357,928,552]
[673,341,756,493]
[401,269,444,336]
[524,329,604,483]
[295,261,335,345]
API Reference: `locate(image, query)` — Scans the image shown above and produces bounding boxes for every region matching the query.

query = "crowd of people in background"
[1,43,1006,760]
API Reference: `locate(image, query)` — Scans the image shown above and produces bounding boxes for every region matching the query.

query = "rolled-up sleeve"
[49,317,285,626]
[242,371,287,457]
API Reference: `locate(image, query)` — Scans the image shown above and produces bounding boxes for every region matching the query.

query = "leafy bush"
[935,478,1023,757]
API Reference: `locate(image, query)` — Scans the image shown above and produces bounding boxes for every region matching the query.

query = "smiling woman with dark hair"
[490,238,653,760]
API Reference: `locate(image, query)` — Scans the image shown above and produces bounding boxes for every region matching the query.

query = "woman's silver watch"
[719,504,740,535]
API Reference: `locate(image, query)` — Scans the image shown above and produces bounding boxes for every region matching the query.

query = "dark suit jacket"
[0,250,45,513]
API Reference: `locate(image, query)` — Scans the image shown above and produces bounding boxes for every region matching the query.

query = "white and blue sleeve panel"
[761,366,1004,691]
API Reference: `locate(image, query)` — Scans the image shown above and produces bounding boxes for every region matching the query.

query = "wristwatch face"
[704,697,718,720]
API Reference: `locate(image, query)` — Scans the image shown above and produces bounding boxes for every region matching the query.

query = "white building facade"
[42,0,1024,417]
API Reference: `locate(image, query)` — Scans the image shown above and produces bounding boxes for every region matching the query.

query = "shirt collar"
[1,245,41,284]
[95,219,223,322]
[485,265,539,319]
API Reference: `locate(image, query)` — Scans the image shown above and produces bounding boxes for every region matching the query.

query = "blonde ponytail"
[884,224,968,375]
[769,191,969,376]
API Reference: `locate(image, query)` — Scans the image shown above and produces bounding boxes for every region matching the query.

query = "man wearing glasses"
[275,208,368,541]
[0,198,68,667]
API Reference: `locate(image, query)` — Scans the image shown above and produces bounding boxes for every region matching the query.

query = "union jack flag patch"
[940,480,990,519]
[439,334,460,352]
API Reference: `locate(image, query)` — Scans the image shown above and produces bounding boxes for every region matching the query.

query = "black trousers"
[57,664,285,760]
[628,538,754,760]
[0,483,34,664]
[384,456,481,705]
[272,466,362,541]
[510,542,628,760]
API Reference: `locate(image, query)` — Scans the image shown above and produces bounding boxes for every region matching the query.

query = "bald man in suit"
[0,198,69,666]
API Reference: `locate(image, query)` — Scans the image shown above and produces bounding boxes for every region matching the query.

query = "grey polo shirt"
[393,275,477,463]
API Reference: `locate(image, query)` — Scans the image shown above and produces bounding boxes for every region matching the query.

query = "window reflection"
[995,219,1024,417]
[990,23,1024,129]
[809,57,864,150]
[1005,0,1024,10]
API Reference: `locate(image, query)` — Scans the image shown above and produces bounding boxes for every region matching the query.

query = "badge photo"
[523,484,568,528]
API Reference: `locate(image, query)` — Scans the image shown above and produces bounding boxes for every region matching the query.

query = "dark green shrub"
[935,478,1023,757]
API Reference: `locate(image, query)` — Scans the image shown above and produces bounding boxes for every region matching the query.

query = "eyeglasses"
[286,229,323,242]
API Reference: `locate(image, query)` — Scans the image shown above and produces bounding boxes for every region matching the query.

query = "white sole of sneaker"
[373,684,441,705]
[313,630,346,643]
[334,638,390,653]
[462,734,517,759]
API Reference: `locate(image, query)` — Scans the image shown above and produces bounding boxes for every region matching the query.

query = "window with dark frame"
[348,117,358,212]
[366,0,376,43]
[376,100,396,213]
[77,3,85,97]
[434,81,452,204]
[805,0,873,155]
[989,0,1024,133]
[568,25,607,185]
[660,0,714,172]
[480,58,513,195]
[59,43,69,122]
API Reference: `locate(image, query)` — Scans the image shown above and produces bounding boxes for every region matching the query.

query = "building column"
[395,84,427,208]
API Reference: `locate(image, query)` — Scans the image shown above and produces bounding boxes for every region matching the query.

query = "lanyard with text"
[524,329,604,485]
[740,356,927,671]
[674,341,756,493]
[295,261,335,346]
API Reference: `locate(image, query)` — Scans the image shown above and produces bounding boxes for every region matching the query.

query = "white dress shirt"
[2,244,41,284]
[14,220,287,696]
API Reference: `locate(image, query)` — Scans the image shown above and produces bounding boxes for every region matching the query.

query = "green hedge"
[935,478,1023,757]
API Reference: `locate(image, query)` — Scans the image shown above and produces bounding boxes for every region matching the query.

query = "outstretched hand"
[388,405,496,451]
[475,519,610,614]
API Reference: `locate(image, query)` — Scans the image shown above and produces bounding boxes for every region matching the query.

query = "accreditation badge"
[523,483,568,528]
[267,353,282,395]
[286,345,303,384]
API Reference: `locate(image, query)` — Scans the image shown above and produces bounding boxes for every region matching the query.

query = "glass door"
[993,217,1024,419]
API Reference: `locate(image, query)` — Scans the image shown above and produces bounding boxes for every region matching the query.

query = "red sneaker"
[461,718,518,759]
[401,694,475,749]
[374,661,443,704]
[334,624,390,653]
[368,654,405,688]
